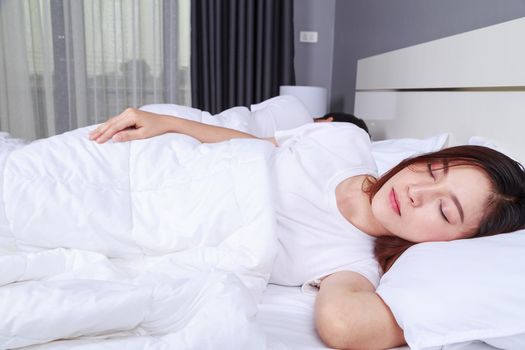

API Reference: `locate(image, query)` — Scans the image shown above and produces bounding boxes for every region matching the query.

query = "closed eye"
[427,163,435,180]
[440,200,450,223]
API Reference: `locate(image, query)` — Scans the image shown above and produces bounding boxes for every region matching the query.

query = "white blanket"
[0,127,279,349]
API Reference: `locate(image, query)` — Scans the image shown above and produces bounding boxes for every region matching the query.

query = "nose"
[407,183,442,207]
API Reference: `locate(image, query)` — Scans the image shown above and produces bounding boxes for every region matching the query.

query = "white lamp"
[279,85,328,118]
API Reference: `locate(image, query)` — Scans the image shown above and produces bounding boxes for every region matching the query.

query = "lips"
[389,188,401,216]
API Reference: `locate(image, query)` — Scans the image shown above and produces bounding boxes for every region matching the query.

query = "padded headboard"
[354,17,525,163]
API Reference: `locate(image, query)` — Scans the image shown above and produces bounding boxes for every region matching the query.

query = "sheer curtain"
[0,0,190,140]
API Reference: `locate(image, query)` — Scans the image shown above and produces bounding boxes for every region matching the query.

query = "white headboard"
[354,17,525,163]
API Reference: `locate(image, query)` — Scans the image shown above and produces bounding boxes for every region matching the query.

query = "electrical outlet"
[299,31,318,43]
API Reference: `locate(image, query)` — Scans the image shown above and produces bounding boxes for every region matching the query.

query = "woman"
[90,108,525,350]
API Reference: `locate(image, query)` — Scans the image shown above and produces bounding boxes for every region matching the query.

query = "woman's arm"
[315,271,405,350]
[89,107,277,145]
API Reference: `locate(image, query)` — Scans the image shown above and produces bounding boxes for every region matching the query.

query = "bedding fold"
[0,128,278,349]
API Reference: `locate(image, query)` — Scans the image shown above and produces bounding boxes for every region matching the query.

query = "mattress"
[257,284,410,350]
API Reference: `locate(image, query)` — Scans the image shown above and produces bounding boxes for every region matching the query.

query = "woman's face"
[371,161,493,243]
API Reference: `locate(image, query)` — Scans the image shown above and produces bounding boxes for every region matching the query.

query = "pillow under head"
[376,231,525,350]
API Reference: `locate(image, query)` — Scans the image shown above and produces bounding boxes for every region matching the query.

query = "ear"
[316,116,333,123]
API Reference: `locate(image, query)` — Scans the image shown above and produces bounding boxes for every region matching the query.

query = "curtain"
[190,0,295,114]
[0,0,191,140]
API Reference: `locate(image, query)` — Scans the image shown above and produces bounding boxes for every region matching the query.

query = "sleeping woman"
[89,107,525,350]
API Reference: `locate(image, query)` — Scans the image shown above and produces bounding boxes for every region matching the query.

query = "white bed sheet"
[257,284,410,350]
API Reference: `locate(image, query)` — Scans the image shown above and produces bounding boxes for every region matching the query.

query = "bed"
[258,17,525,350]
[2,17,525,350]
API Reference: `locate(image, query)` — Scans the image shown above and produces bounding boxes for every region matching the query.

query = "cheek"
[415,228,449,242]
[400,219,444,242]
[371,193,391,221]
[372,187,391,211]
[412,223,468,242]
[397,211,456,242]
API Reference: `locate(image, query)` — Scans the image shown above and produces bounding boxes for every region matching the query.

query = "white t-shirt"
[140,95,313,138]
[249,95,313,137]
[269,122,381,292]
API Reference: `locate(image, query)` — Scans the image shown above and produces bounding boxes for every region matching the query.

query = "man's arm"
[89,107,277,145]
[315,271,405,350]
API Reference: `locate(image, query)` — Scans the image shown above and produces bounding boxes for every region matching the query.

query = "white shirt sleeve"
[275,123,375,173]
[301,258,382,295]
[275,122,369,146]
[249,95,313,137]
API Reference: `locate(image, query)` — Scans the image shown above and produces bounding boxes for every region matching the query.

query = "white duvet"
[0,127,279,349]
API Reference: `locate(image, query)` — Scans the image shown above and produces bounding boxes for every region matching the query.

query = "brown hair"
[370,145,525,273]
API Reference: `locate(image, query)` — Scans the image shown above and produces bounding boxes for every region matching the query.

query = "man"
[140,95,369,139]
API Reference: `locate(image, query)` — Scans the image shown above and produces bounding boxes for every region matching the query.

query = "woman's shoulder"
[274,122,371,149]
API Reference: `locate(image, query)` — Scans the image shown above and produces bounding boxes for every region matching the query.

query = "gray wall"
[293,0,336,102]
[294,0,525,113]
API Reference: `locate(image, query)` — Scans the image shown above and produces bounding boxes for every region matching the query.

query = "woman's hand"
[89,106,274,145]
[89,108,170,144]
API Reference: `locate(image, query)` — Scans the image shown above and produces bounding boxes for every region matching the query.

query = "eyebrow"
[442,161,465,223]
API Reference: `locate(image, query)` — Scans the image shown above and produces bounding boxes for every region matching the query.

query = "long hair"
[370,145,525,273]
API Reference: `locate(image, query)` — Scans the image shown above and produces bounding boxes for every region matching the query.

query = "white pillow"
[371,133,449,176]
[467,136,498,149]
[468,136,523,164]
[376,231,525,350]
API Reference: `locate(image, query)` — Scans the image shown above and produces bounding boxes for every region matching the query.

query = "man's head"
[315,113,369,136]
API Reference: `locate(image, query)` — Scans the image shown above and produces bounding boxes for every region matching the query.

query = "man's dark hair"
[316,112,369,136]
